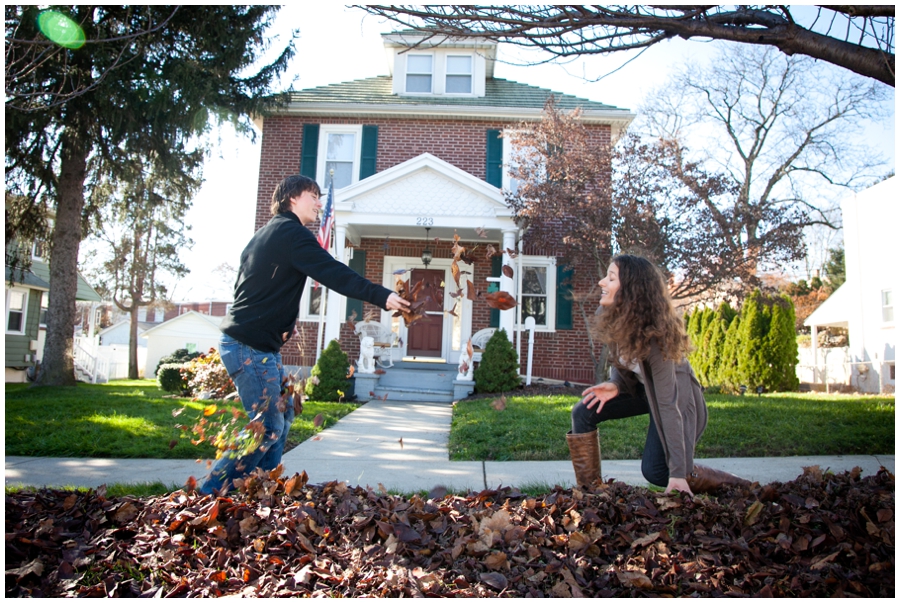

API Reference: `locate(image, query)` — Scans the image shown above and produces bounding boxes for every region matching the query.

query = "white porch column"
[324,225,347,345]
[810,325,819,386]
[499,229,517,341]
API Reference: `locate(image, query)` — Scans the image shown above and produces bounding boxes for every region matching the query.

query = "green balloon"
[37,10,85,50]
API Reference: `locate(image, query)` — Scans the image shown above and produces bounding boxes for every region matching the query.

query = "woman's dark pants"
[571,385,669,487]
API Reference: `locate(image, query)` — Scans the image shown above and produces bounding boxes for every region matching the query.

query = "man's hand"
[385,292,410,312]
[580,381,619,414]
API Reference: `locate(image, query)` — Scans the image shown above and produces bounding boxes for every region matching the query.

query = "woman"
[567,254,749,495]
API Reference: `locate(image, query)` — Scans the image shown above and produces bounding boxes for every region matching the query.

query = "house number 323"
[416,217,434,226]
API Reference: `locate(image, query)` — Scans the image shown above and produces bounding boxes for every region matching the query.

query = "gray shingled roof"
[284,76,628,113]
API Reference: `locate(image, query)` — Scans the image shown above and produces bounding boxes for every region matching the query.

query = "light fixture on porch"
[421,227,433,268]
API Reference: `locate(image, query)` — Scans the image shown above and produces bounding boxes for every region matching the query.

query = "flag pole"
[314,173,335,361]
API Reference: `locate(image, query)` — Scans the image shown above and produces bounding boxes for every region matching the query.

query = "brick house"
[254,32,634,385]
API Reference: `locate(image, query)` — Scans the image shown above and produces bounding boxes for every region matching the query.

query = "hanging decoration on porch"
[421,227,433,268]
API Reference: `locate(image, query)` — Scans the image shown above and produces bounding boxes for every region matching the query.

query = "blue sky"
[164,5,895,302]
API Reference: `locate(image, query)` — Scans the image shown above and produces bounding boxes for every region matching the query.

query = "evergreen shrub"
[474,329,520,393]
[306,339,352,402]
[157,364,188,394]
[155,348,201,375]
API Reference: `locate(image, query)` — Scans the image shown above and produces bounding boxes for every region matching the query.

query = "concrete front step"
[373,386,455,403]
[358,360,472,402]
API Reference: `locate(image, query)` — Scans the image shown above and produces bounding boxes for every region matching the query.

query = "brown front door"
[406,268,444,358]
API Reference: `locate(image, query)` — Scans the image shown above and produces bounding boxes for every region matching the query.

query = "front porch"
[355,359,474,403]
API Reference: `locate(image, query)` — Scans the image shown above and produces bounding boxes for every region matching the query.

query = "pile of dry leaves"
[6,466,893,597]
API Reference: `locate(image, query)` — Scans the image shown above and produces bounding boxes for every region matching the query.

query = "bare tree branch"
[358,5,894,86]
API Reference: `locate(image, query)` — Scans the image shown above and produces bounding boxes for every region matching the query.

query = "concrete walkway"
[5,399,895,493]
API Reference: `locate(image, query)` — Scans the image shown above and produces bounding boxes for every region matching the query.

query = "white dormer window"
[405,54,433,93]
[445,55,472,94]
[316,125,363,189]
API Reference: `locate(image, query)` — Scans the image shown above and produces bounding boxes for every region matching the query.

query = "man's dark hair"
[270,175,321,215]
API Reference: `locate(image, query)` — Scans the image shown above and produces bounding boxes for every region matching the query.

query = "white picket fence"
[796,346,851,391]
[73,337,147,382]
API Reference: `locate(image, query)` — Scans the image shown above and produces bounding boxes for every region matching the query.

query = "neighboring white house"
[141,311,223,377]
[98,320,152,347]
[805,177,896,393]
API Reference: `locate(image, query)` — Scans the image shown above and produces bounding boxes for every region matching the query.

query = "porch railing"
[73,336,109,383]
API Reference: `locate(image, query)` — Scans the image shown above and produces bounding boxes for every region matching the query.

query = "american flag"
[313,180,335,291]
[316,179,335,251]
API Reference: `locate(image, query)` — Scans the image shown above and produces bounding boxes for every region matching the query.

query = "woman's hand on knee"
[580,382,619,413]
[665,477,693,496]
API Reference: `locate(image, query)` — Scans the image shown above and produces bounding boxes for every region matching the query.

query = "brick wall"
[260,113,609,384]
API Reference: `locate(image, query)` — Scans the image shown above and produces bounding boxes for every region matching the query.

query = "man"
[199,175,409,495]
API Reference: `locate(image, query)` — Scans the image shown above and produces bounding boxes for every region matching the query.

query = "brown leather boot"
[566,430,601,488]
[687,464,751,494]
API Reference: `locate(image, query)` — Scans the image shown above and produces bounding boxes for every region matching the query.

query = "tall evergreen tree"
[5,6,295,386]
[718,315,742,391]
[765,295,800,391]
[736,290,772,389]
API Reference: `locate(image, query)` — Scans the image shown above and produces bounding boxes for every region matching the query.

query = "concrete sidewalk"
[5,399,895,493]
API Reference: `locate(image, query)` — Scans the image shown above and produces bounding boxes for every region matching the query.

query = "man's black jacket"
[221,212,392,352]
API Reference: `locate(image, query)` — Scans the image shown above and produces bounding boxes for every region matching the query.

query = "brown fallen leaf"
[485,291,517,310]
[502,264,514,278]
[491,395,507,411]
[617,570,652,589]
[398,437,404,449]
[313,413,324,428]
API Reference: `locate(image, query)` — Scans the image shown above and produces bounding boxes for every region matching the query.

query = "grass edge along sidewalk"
[6,381,893,464]
[450,391,895,461]
[4,380,357,460]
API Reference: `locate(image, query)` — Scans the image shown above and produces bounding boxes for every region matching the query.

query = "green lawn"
[449,392,895,461]
[5,380,358,459]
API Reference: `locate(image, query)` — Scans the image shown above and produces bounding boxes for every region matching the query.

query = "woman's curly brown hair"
[593,254,689,367]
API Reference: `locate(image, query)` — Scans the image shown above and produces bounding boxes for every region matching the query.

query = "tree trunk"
[128,304,140,379]
[35,132,87,387]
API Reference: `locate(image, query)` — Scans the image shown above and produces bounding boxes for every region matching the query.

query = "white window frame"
[444,53,473,95]
[405,53,434,94]
[502,131,544,195]
[517,256,557,333]
[882,289,894,324]
[298,280,329,322]
[6,287,29,335]
[39,291,49,328]
[137,307,148,322]
[316,124,363,190]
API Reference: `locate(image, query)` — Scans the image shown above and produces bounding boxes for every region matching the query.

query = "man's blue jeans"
[199,334,294,495]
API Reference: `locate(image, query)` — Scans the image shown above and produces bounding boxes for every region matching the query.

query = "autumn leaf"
[466,280,477,301]
[184,476,197,492]
[450,261,461,288]
[480,572,508,592]
[617,570,652,589]
[346,365,355,378]
[505,247,519,259]
[491,395,507,411]
[475,226,488,238]
[398,437,404,449]
[168,439,178,449]
[502,264,514,279]
[203,404,217,416]
[466,338,474,359]
[485,291,517,310]
[744,500,764,526]
[485,244,497,259]
[313,413,324,428]
[172,407,185,417]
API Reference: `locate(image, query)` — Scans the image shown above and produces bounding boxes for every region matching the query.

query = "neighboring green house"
[5,241,102,383]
